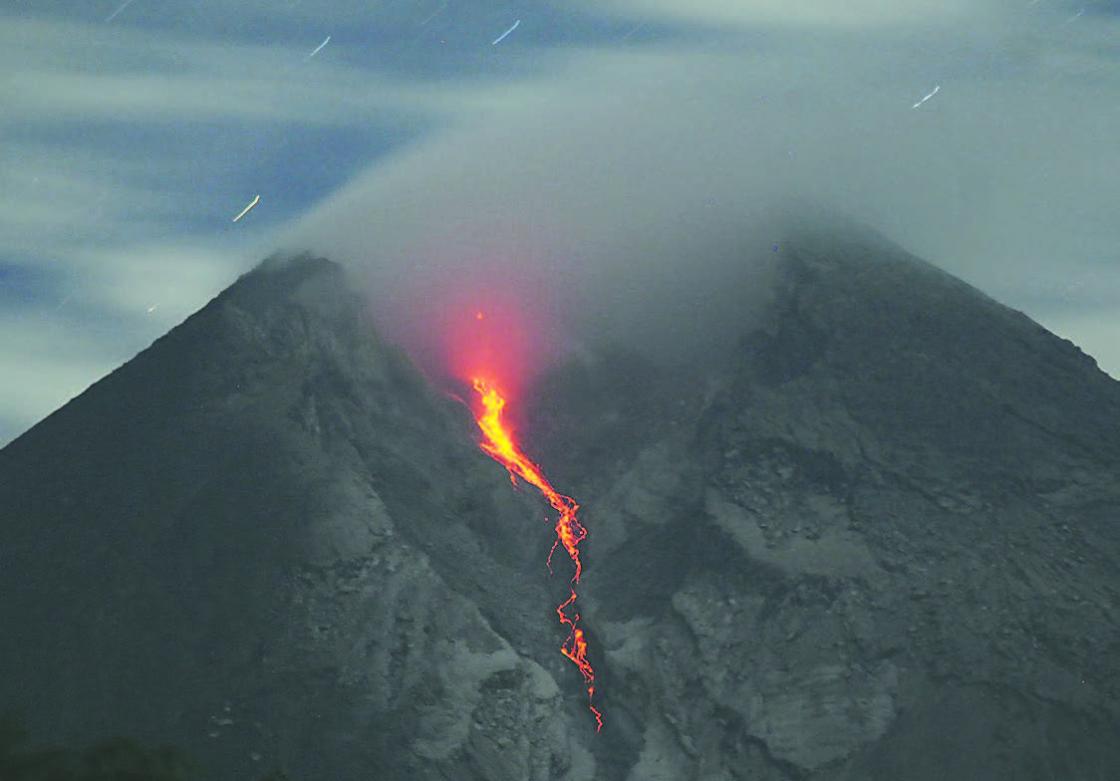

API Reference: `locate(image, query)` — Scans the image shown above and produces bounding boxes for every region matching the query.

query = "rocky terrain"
[537,221,1120,780]
[2,220,1118,779]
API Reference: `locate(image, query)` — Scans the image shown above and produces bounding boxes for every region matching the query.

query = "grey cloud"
[4,0,1118,447]
[576,0,979,28]
[280,13,1120,377]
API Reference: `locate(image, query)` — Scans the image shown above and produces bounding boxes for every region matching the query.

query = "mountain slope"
[2,223,1119,780]
[528,221,1120,779]
[0,255,594,781]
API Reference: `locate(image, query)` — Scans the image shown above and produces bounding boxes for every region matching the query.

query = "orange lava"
[472,377,603,732]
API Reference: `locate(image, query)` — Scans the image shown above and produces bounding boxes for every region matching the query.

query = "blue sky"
[3,0,1120,445]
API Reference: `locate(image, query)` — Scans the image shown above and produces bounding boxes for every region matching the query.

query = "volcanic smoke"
[471,377,603,732]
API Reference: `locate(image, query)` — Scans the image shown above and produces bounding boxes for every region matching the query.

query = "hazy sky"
[2,0,1119,444]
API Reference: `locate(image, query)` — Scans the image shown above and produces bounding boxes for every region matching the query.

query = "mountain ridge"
[3,226,1119,780]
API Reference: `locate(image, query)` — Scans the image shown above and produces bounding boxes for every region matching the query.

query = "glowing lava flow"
[471,378,603,732]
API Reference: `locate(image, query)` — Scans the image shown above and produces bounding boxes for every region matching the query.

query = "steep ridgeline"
[528,220,1120,780]
[0,255,598,781]
[3,220,1120,781]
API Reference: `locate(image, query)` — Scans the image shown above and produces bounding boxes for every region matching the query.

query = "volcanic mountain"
[2,222,1119,780]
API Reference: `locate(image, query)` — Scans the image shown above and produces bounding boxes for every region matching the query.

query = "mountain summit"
[0,254,587,780]
[2,225,1119,780]
[532,222,1120,779]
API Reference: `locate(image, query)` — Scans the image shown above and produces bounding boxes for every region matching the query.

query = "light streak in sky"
[104,0,137,22]
[492,19,520,45]
[620,22,646,41]
[912,84,940,109]
[306,36,331,59]
[420,1,449,26]
[232,195,261,223]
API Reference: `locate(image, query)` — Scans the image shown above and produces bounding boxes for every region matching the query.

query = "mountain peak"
[3,228,1120,780]
[724,218,1120,496]
[0,252,366,460]
[0,247,570,781]
[221,251,348,316]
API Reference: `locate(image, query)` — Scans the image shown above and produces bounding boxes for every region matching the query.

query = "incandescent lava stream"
[471,377,604,732]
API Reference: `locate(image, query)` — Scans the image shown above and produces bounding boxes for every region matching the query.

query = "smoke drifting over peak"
[279,2,1120,385]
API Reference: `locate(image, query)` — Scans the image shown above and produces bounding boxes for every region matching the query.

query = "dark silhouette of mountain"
[2,222,1119,780]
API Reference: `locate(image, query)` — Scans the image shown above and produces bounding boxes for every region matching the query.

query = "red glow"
[370,231,600,727]
[472,378,603,732]
[370,240,569,401]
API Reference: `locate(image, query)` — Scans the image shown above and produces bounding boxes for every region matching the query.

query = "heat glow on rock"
[470,377,603,732]
[379,255,601,729]
[371,245,567,401]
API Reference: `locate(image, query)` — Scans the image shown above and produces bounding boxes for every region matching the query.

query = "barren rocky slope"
[531,222,1120,780]
[2,223,1118,780]
[0,257,594,780]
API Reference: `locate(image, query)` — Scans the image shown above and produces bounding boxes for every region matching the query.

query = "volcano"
[2,221,1119,780]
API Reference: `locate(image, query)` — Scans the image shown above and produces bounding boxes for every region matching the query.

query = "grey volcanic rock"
[3,221,1120,780]
[528,221,1120,779]
[0,255,594,780]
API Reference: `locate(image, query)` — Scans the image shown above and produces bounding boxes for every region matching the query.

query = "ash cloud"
[277,1,1120,381]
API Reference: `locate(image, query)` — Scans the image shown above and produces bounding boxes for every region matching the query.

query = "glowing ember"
[471,378,603,732]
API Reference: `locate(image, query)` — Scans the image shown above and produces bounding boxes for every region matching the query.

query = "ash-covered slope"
[529,221,1120,780]
[0,255,596,781]
[3,222,1119,781]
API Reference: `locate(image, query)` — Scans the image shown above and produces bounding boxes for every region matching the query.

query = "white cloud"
[0,239,264,446]
[4,0,1120,444]
[0,142,189,261]
[577,0,981,28]
[69,242,250,325]
[0,312,120,443]
[0,7,459,442]
[0,14,480,127]
[0,7,498,443]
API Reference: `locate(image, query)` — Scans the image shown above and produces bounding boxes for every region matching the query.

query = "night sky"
[2,0,1119,444]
